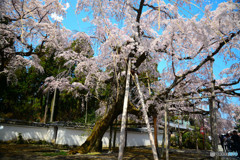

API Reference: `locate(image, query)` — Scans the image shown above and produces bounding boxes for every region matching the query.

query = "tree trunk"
[179,131,183,149]
[69,89,140,154]
[118,59,131,160]
[210,58,218,155]
[209,98,213,146]
[135,73,158,160]
[50,87,57,122]
[69,99,123,154]
[69,60,143,155]
[43,91,50,124]
[52,126,58,144]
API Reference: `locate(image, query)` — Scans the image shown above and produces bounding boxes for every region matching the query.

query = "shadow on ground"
[0,144,238,160]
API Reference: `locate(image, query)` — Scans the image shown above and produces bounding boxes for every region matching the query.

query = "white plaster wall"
[56,127,90,146]
[0,124,163,147]
[0,124,54,142]
[56,127,112,147]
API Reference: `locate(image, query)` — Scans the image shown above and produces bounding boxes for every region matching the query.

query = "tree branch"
[143,4,173,19]
[166,30,240,93]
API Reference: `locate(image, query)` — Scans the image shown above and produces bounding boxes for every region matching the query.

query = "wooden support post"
[178,116,182,149]
[50,86,57,122]
[210,58,218,159]
[85,94,88,124]
[167,115,170,150]
[109,122,113,150]
[125,113,128,148]
[165,103,169,160]
[203,117,205,150]
[43,91,50,124]
[154,115,160,157]
[118,60,131,160]
[192,102,198,151]
[135,73,158,160]
[179,131,183,149]
[160,124,165,158]
[113,120,117,149]
[154,116,158,149]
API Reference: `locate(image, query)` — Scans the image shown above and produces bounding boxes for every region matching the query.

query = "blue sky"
[62,1,91,33]
[62,0,227,33]
[62,0,229,32]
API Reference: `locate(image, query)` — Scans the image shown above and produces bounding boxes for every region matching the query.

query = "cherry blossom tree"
[0,0,76,122]
[0,0,71,83]
[2,0,239,159]
[65,0,240,158]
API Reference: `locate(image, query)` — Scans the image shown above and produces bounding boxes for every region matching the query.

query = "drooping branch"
[165,30,240,94]
[143,4,174,19]
[219,78,240,87]
[179,81,240,98]
[216,88,240,96]
[177,109,209,116]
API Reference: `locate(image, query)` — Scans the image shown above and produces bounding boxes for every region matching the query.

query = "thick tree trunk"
[69,99,123,154]
[69,58,143,155]
[69,92,140,154]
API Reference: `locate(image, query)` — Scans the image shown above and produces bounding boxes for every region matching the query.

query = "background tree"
[0,0,71,119]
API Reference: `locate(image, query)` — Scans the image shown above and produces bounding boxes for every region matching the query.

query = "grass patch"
[42,151,67,156]
[87,152,101,155]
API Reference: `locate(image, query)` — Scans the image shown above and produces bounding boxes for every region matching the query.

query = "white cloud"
[62,2,70,11]
[51,12,63,22]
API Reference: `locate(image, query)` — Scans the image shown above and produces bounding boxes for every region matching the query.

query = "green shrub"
[42,151,67,156]
[16,133,24,144]
[170,136,178,147]
[182,131,211,150]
